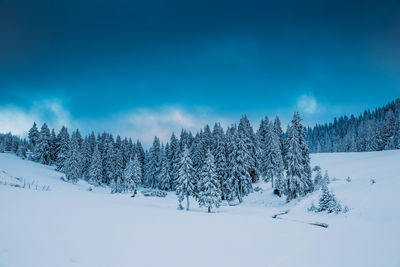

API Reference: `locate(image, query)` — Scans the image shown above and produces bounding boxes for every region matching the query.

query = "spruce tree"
[50,129,57,163]
[28,122,40,151]
[88,145,103,186]
[123,155,141,193]
[34,123,52,165]
[312,166,323,189]
[158,147,171,191]
[56,126,70,172]
[226,127,253,203]
[238,115,260,183]
[212,123,228,200]
[284,112,313,201]
[65,132,83,183]
[176,146,196,211]
[263,122,285,195]
[198,150,221,213]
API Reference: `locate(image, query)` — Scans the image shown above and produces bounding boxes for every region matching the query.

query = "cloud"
[296,94,318,115]
[0,100,71,136]
[0,100,233,147]
[108,107,231,146]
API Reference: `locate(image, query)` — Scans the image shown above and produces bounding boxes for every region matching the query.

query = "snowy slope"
[0,151,399,267]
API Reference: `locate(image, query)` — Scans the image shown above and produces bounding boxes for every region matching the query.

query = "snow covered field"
[1,151,399,267]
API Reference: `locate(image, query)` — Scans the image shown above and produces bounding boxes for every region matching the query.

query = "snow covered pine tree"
[284,112,313,201]
[198,150,221,213]
[176,146,196,211]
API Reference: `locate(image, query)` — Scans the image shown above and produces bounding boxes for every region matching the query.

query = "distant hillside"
[307,98,400,153]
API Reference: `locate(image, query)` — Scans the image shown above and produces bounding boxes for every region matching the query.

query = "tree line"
[306,98,400,152]
[0,112,314,210]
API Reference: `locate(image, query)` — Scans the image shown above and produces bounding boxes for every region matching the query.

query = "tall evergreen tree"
[263,122,285,194]
[123,155,141,193]
[33,123,52,165]
[28,122,40,151]
[212,123,228,199]
[56,126,70,172]
[176,146,196,211]
[284,112,313,201]
[226,127,253,203]
[65,131,83,183]
[50,129,57,163]
[238,115,260,183]
[158,146,171,191]
[88,145,103,186]
[198,150,221,213]
[144,137,161,188]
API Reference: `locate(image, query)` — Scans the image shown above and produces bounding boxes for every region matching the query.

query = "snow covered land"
[1,150,399,267]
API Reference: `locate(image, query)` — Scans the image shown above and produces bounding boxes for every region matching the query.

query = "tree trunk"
[208,206,211,213]
[237,184,242,203]
[186,195,190,211]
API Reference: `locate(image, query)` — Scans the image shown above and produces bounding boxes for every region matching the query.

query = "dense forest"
[0,98,399,207]
[306,98,400,152]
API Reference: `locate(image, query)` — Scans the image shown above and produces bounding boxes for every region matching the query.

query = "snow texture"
[0,150,400,267]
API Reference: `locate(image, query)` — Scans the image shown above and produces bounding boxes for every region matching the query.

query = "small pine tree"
[318,186,342,213]
[323,170,330,187]
[16,145,27,159]
[313,166,323,189]
[198,150,221,213]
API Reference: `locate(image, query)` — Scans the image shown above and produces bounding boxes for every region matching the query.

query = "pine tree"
[16,144,27,159]
[318,186,342,213]
[50,129,57,163]
[312,166,323,189]
[238,115,260,183]
[226,127,253,203]
[56,126,70,172]
[198,150,221,213]
[158,147,171,191]
[28,122,40,151]
[123,155,141,193]
[103,137,116,185]
[144,137,161,188]
[132,154,142,193]
[176,146,196,211]
[65,132,83,183]
[323,170,330,187]
[274,116,286,168]
[257,116,269,178]
[88,145,103,186]
[284,112,313,201]
[212,123,228,200]
[263,122,285,195]
[114,148,125,187]
[33,123,52,165]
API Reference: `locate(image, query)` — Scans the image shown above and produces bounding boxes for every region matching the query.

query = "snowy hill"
[0,151,399,267]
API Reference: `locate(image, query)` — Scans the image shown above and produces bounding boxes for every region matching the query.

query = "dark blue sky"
[1,0,400,143]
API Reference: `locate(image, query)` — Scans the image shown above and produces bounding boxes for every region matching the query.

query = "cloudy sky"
[1,0,400,145]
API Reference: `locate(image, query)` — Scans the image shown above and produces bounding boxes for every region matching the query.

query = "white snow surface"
[0,151,399,267]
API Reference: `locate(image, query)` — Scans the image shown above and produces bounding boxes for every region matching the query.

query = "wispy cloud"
[297,94,318,115]
[107,107,232,145]
[0,101,234,146]
[0,100,71,136]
